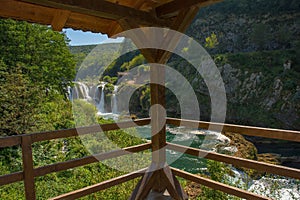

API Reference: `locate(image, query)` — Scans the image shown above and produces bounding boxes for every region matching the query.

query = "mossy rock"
[249,153,281,179]
[222,132,257,160]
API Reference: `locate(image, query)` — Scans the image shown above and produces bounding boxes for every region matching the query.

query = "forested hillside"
[0,19,148,199]
[71,0,300,130]
[188,0,300,53]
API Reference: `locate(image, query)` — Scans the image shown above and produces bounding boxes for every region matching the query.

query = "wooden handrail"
[0,135,21,148]
[0,171,23,186]
[50,168,147,200]
[0,118,151,148]
[0,143,151,186]
[1,117,300,199]
[166,118,300,142]
[171,168,271,200]
[34,143,151,177]
[167,142,300,180]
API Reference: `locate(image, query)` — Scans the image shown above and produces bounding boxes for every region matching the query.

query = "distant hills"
[69,0,300,130]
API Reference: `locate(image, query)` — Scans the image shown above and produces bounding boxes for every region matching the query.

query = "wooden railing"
[0,117,299,199]
[0,118,151,199]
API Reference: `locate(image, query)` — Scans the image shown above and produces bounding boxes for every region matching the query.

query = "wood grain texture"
[156,0,222,18]
[34,143,151,177]
[0,135,21,148]
[0,172,23,186]
[166,118,300,142]
[0,118,150,148]
[21,136,36,200]
[21,0,168,27]
[51,9,70,31]
[49,168,147,200]
[172,168,271,200]
[167,142,300,180]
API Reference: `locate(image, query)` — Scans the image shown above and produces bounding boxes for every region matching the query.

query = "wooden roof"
[0,0,221,36]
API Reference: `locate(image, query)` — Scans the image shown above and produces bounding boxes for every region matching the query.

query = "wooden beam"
[0,135,21,148]
[167,143,300,180]
[51,9,70,31]
[154,6,200,64]
[166,118,300,142]
[20,0,168,27]
[117,18,157,63]
[130,164,187,200]
[0,119,150,148]
[34,143,151,177]
[21,135,36,200]
[118,8,201,198]
[162,167,188,199]
[156,0,222,18]
[172,168,271,200]
[150,65,167,164]
[131,170,158,199]
[0,0,113,35]
[0,172,23,186]
[30,118,150,143]
[49,168,147,200]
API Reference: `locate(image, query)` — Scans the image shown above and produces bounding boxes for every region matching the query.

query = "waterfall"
[80,82,91,100]
[67,86,72,100]
[89,85,98,101]
[72,82,92,100]
[98,82,106,113]
[111,85,118,114]
[94,86,100,103]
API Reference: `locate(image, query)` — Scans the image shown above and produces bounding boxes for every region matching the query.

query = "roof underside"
[0,0,221,36]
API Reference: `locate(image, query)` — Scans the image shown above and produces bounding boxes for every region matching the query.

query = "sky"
[64,28,123,46]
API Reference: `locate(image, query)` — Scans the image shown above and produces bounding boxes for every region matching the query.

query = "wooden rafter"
[51,9,70,31]
[156,0,222,18]
[0,0,114,35]
[20,0,169,27]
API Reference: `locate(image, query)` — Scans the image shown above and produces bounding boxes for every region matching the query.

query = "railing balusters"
[21,135,36,200]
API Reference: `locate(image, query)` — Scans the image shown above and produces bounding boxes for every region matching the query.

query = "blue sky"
[64,28,123,46]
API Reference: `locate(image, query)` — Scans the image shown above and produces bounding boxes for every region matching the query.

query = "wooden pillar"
[150,63,166,164]
[21,135,36,200]
[119,6,200,199]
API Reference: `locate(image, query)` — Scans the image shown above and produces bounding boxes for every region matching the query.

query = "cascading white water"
[111,85,118,114]
[98,82,106,113]
[80,82,91,100]
[72,82,92,100]
[67,86,72,100]
[73,84,80,99]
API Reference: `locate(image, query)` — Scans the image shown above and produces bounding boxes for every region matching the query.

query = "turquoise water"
[136,126,207,174]
[98,113,209,174]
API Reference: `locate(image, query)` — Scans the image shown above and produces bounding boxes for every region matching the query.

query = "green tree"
[0,19,76,95]
[0,62,45,136]
[0,19,77,136]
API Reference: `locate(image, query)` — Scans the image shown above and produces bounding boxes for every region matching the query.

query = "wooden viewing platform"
[0,0,299,199]
[0,118,299,199]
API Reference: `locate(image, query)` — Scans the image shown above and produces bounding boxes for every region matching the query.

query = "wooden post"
[21,135,36,200]
[118,7,200,199]
[150,63,166,165]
